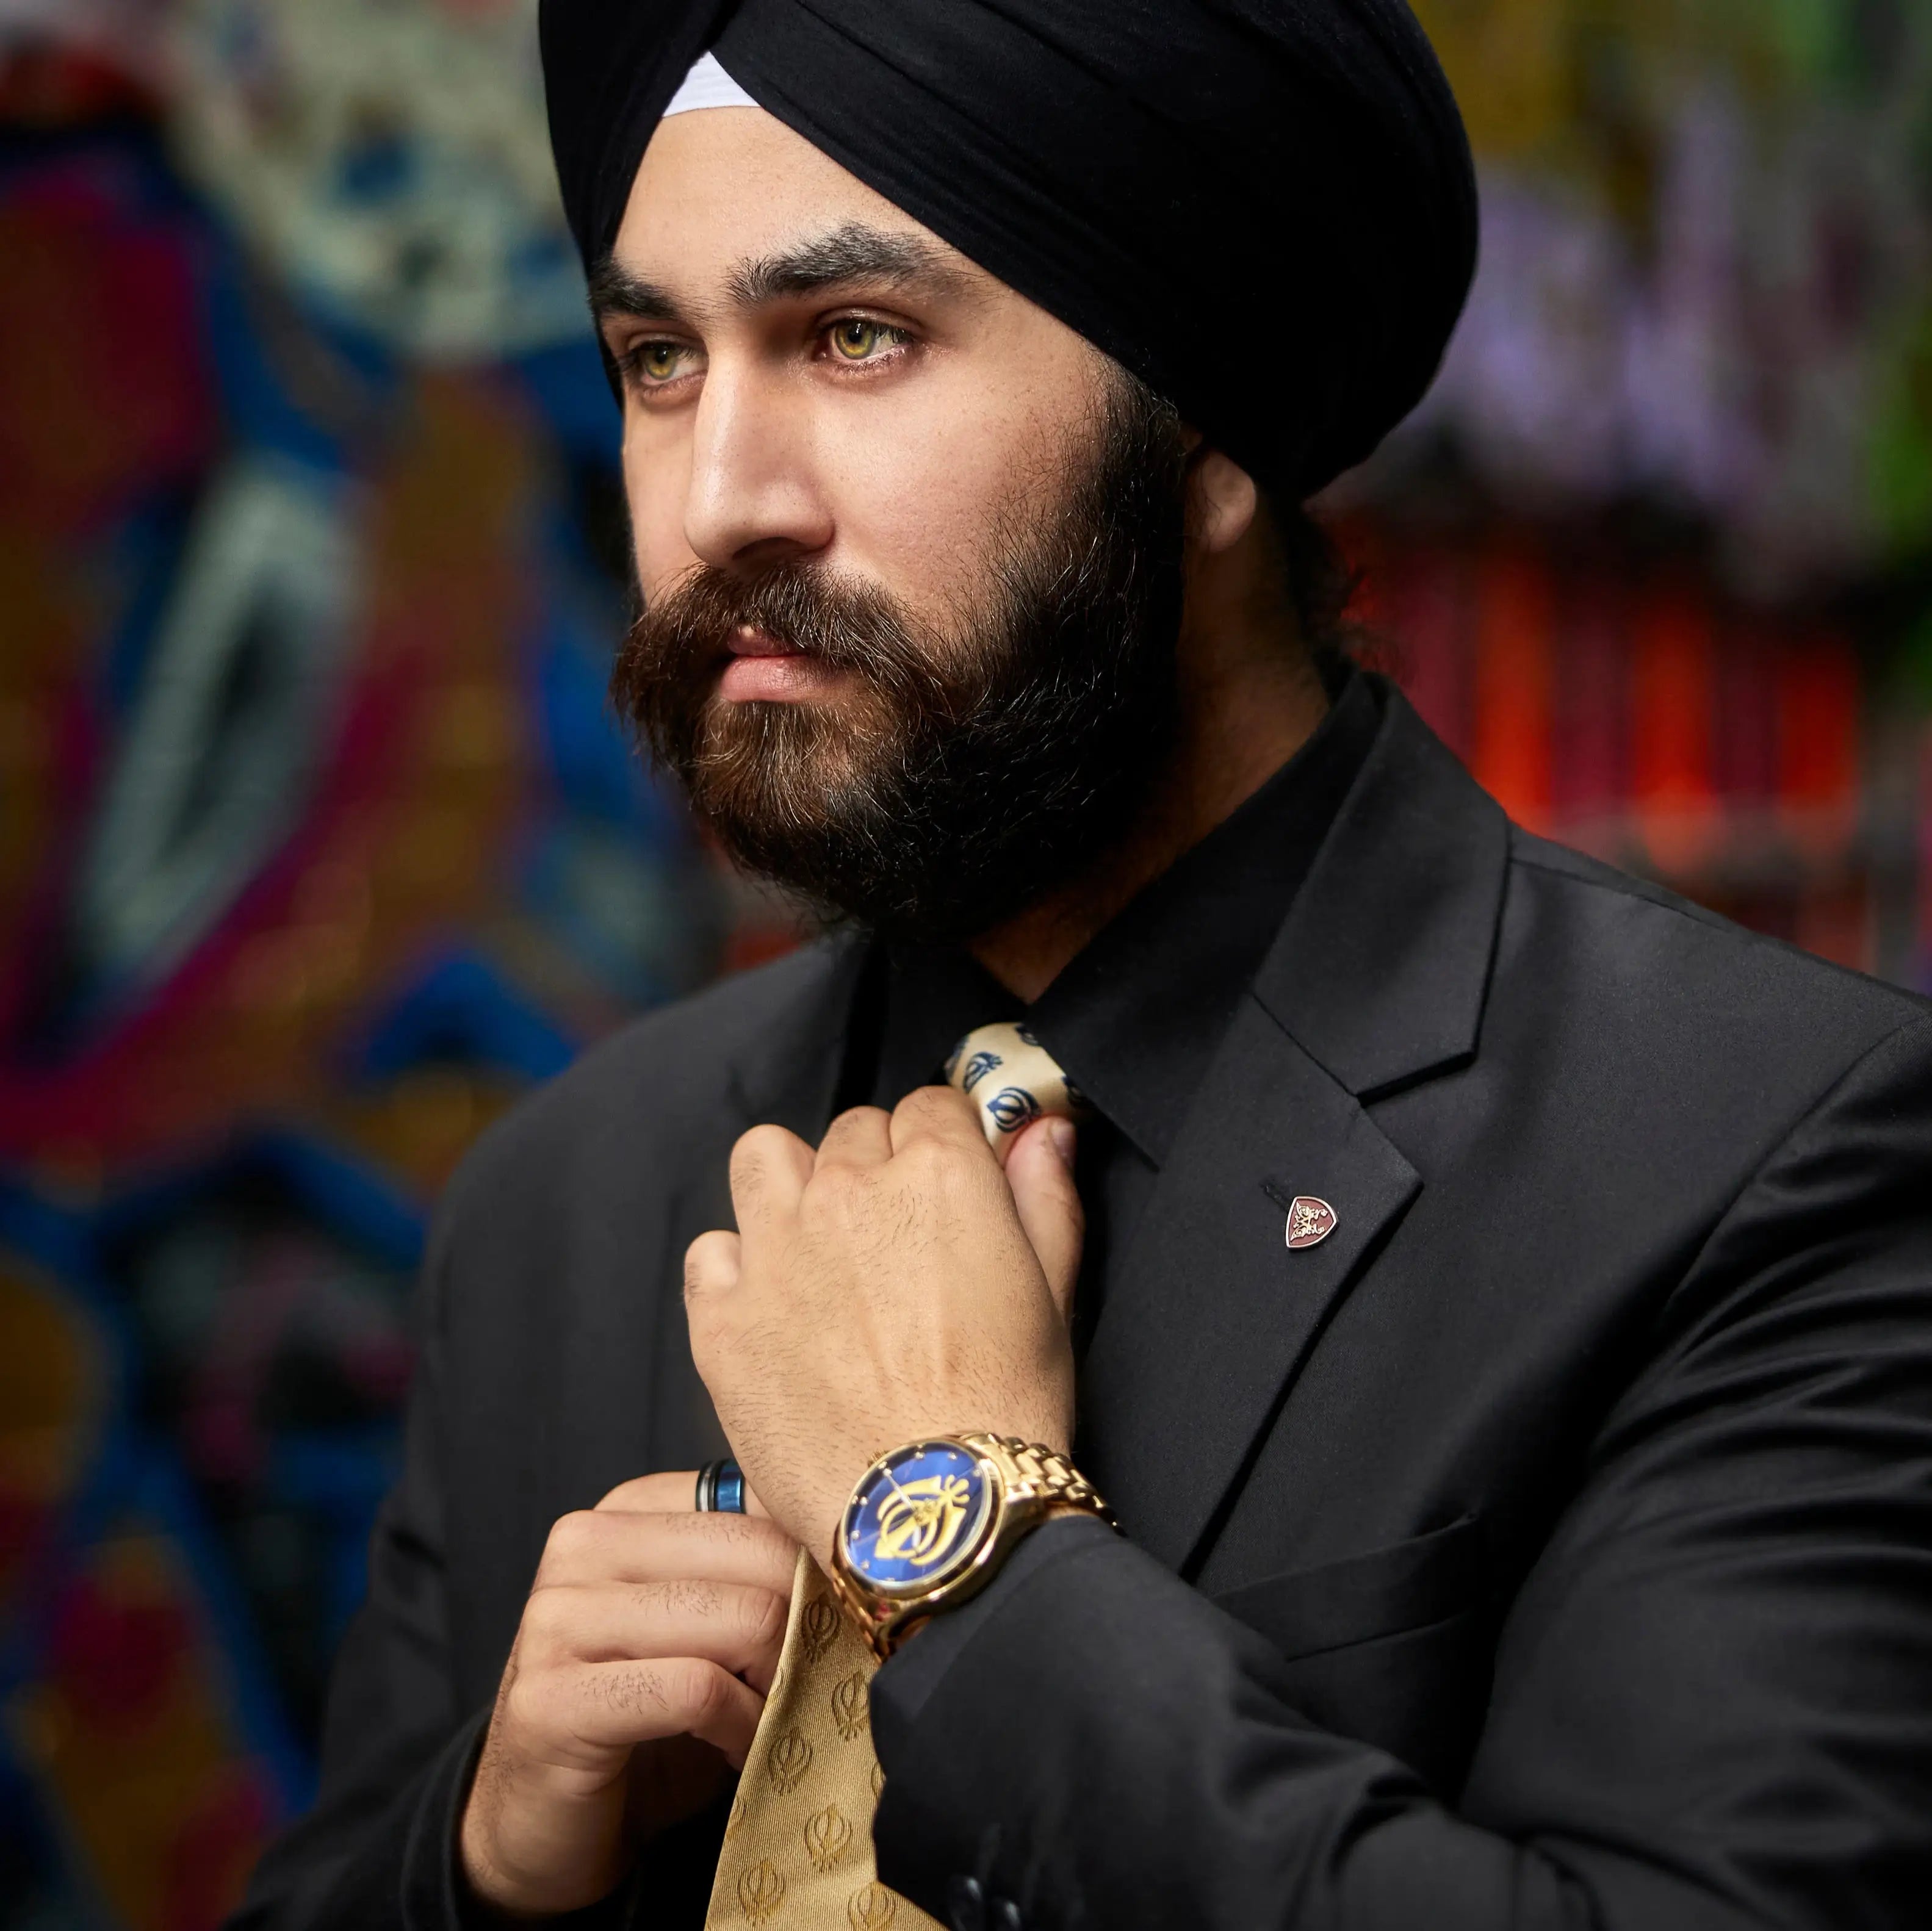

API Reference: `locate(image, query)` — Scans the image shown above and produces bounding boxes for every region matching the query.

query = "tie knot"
[944,1022,1090,1156]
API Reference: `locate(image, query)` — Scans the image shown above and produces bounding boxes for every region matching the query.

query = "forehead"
[616,104,968,289]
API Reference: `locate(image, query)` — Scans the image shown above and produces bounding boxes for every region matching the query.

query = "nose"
[680,359,834,573]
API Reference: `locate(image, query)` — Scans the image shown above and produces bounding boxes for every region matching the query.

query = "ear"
[1186,445,1259,556]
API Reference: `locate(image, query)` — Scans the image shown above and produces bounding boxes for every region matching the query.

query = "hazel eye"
[638,341,687,381]
[831,318,886,361]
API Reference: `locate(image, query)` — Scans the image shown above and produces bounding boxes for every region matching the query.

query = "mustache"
[622,565,940,686]
[611,560,1000,773]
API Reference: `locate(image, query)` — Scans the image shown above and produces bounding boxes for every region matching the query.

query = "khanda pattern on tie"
[704,1550,943,1931]
[944,1021,1091,1159]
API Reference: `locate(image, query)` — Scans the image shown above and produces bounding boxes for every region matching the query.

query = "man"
[236,4,1932,1929]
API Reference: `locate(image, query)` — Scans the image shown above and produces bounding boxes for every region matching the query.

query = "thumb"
[1005,1116,1084,1323]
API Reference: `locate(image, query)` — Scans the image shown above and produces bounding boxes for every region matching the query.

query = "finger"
[813,1104,893,1171]
[727,1124,813,1238]
[537,1506,799,1597]
[889,1083,1000,1159]
[1004,1115,1084,1323]
[524,1578,788,1688]
[683,1229,741,1306]
[597,1470,771,1519]
[558,1656,766,1766]
[597,1472,705,1514]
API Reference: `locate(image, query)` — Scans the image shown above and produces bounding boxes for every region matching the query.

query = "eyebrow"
[586,257,690,328]
[587,221,975,331]
[729,222,972,306]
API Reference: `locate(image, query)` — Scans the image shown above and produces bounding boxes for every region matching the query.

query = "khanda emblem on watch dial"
[874,1472,975,1568]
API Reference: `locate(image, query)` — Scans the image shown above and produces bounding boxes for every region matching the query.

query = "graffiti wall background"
[0,3,1927,1926]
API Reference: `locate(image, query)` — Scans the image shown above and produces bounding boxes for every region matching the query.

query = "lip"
[717,625,843,703]
[727,624,792,658]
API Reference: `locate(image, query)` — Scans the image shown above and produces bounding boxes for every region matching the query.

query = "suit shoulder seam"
[1509,843,1707,911]
[1509,843,1928,1012]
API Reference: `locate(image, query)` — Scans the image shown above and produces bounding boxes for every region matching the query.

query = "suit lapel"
[646,937,871,1471]
[649,1141,740,1470]
[1078,998,1420,1574]
[1080,687,1510,1575]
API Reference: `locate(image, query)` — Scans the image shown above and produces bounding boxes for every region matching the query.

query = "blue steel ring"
[696,1458,746,1514]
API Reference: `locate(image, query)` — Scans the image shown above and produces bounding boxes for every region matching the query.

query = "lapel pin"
[1285,1196,1337,1250]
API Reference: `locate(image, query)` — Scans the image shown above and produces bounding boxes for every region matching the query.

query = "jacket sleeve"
[225,1201,721,1930]
[868,1012,1932,1931]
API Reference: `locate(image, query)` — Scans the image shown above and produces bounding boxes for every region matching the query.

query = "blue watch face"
[842,1440,993,1595]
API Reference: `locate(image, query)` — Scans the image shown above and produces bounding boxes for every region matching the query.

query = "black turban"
[539,0,1477,500]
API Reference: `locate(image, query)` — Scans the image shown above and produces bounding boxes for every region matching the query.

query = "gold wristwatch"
[829,1433,1116,1661]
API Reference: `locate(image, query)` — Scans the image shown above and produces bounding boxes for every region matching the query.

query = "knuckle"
[520,1581,574,1643]
[820,1159,871,1206]
[741,1587,787,1652]
[538,1510,599,1575]
[502,1667,551,1735]
[903,1135,970,1199]
[805,1163,869,1229]
[730,1124,788,1184]
[672,1656,730,1727]
[901,1134,949,1176]
[557,1506,600,1547]
[682,1248,710,1305]
[904,1085,968,1131]
[683,1230,734,1298]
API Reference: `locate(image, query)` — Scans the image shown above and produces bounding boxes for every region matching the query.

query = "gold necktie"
[702,1549,940,1930]
[704,1026,1084,1929]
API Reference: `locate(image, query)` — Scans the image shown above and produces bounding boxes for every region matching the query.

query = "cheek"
[820,401,1051,614]
[817,306,1105,616]
[623,424,698,592]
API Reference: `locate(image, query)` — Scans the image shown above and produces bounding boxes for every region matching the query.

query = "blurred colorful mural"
[1344,0,1932,976]
[0,2,1928,1926]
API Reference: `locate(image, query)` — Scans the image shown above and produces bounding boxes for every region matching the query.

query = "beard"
[611,379,1189,947]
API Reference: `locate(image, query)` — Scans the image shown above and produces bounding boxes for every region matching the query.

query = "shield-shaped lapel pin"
[1285,1195,1337,1250]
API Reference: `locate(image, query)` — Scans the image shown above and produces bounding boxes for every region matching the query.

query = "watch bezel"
[831,1433,1112,1662]
[835,1437,1000,1599]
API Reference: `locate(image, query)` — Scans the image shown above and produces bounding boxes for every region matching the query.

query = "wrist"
[457,1818,544,1921]
[461,1844,628,1924]
[458,1764,630,1920]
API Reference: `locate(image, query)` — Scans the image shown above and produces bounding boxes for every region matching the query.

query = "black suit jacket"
[234,688,1932,1930]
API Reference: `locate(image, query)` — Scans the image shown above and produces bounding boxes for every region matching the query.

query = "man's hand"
[685,1087,1083,1564]
[459,1472,796,1917]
